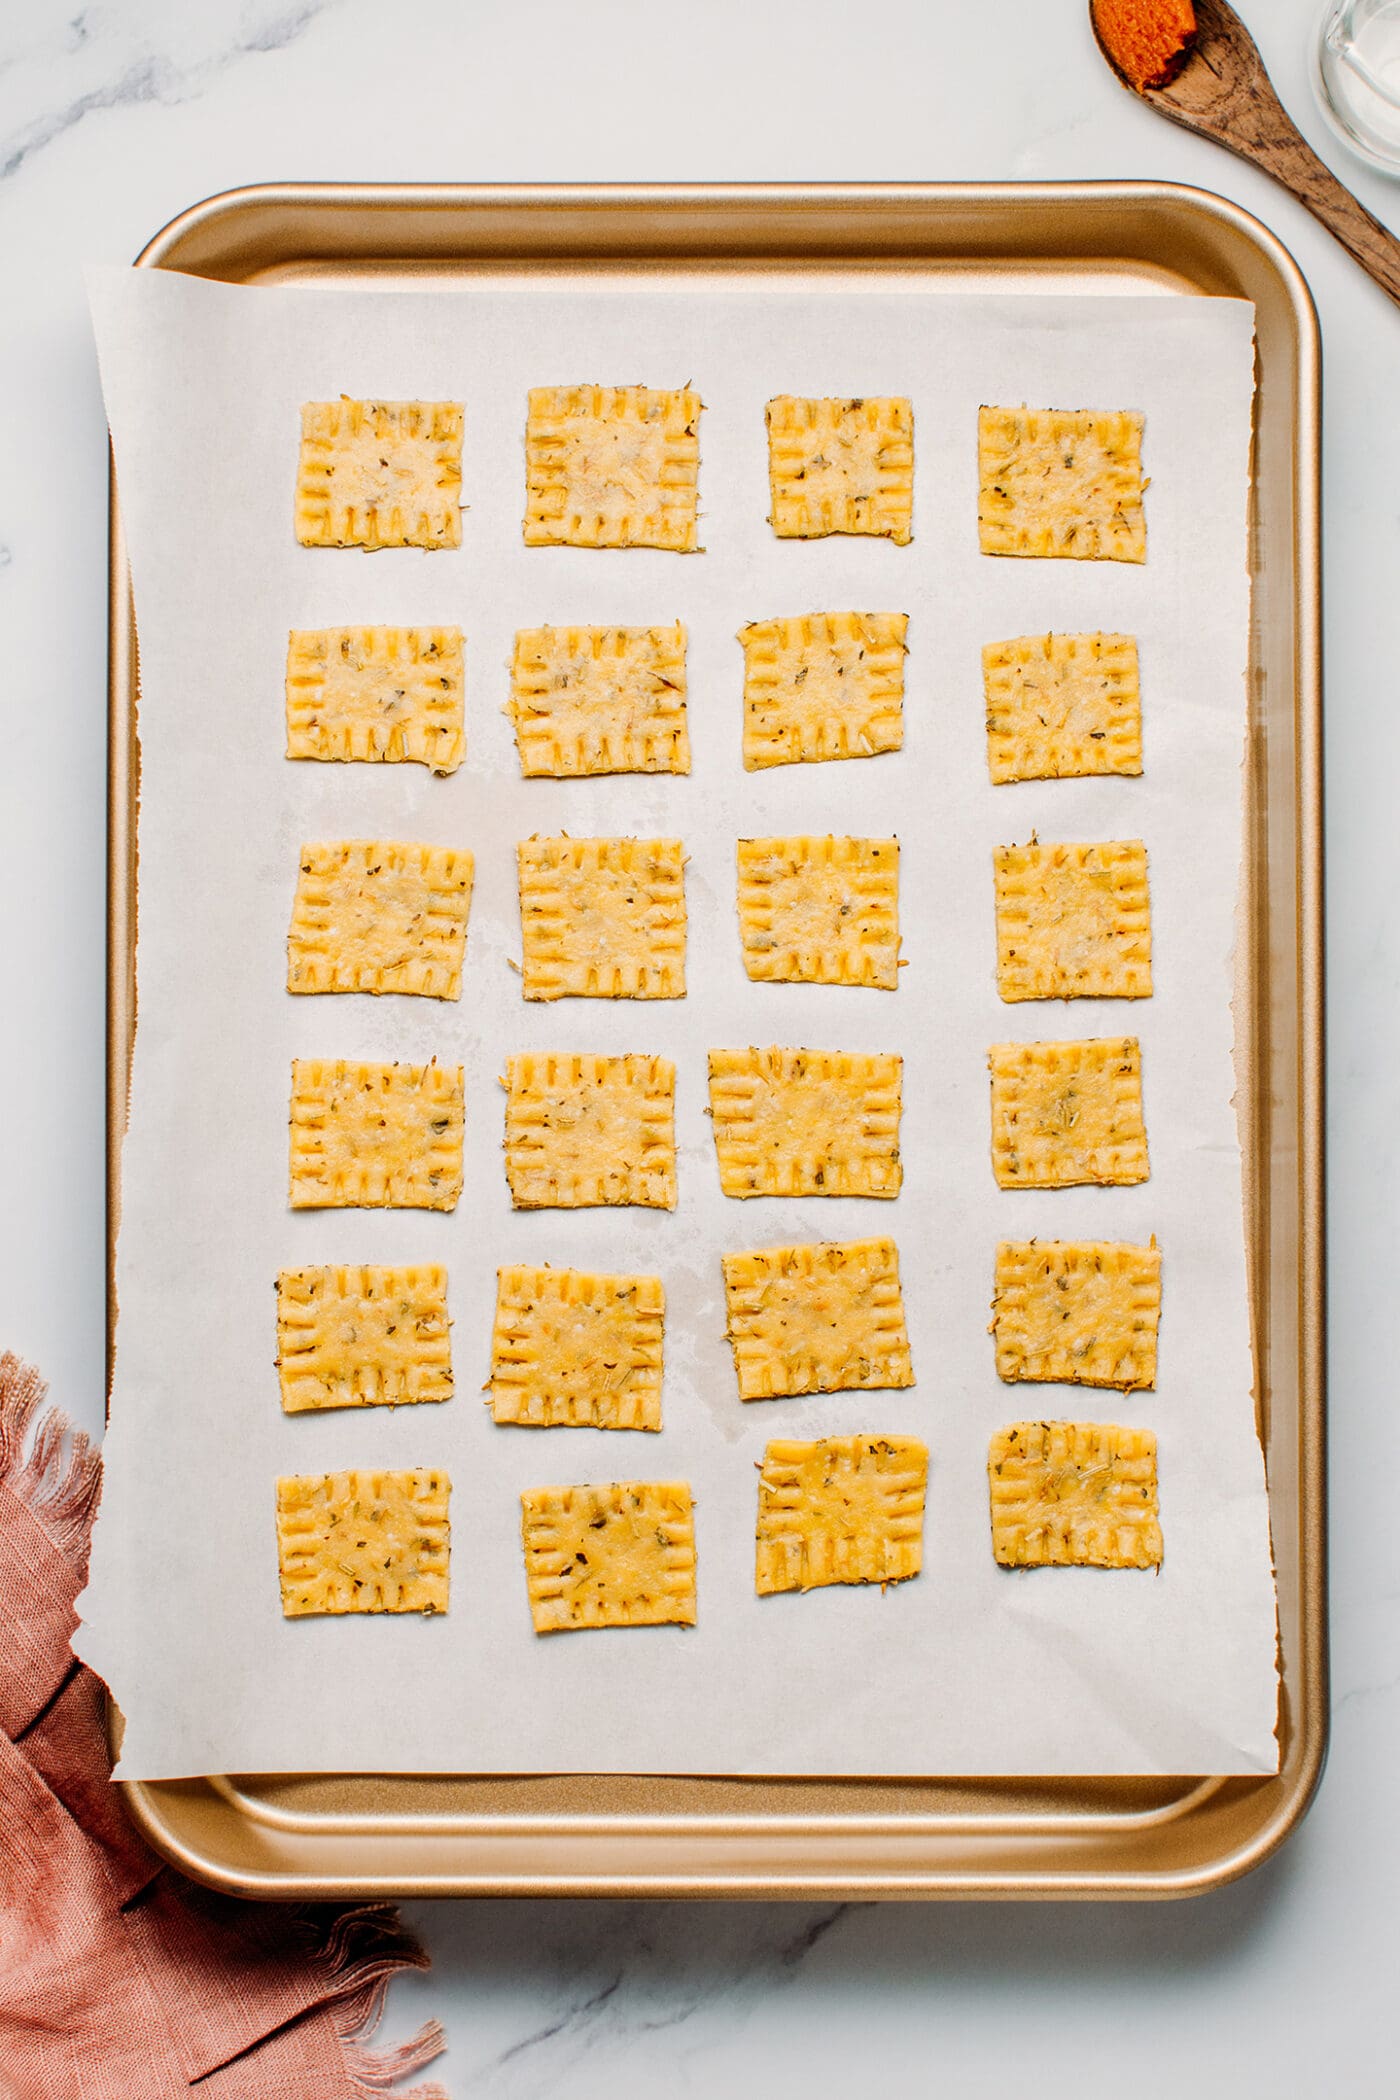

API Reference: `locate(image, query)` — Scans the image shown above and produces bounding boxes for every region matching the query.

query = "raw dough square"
[978,406,1146,562]
[736,835,900,988]
[488,1266,665,1430]
[707,1048,903,1198]
[739,612,907,770]
[994,839,1152,1002]
[288,840,474,999]
[766,397,914,543]
[285,626,464,773]
[992,1240,1161,1391]
[523,385,701,550]
[517,836,686,1001]
[502,1052,677,1209]
[988,1421,1162,1568]
[520,1480,696,1631]
[288,1059,464,1210]
[755,1435,927,1593]
[984,632,1142,783]
[508,623,690,776]
[276,1467,451,1615]
[295,399,462,549]
[988,1037,1148,1190]
[276,1264,453,1413]
[722,1238,913,1400]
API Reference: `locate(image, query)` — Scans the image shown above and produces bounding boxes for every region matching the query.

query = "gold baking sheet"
[106,182,1323,1899]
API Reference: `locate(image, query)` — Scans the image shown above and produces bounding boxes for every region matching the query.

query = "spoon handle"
[1242,99,1400,308]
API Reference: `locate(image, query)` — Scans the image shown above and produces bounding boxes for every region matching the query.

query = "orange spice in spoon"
[1090,0,1197,90]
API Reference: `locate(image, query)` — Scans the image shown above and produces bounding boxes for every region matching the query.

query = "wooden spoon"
[1092,0,1400,307]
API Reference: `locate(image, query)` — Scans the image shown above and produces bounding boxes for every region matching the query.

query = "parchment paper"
[78,265,1278,1779]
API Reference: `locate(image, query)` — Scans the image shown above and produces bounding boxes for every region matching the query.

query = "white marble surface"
[0,0,1393,2091]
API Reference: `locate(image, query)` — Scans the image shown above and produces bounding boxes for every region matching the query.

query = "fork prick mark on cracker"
[295,399,462,549]
[520,1480,696,1630]
[523,386,701,550]
[766,397,914,543]
[738,612,907,770]
[988,1421,1161,1568]
[488,1267,665,1430]
[755,1435,928,1594]
[978,405,1146,562]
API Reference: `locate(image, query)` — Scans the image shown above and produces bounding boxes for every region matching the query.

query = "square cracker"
[488,1266,665,1430]
[523,385,701,550]
[994,839,1152,1002]
[289,1058,463,1210]
[755,1435,927,1594]
[707,1047,903,1199]
[722,1238,913,1401]
[739,612,906,771]
[520,1480,696,1631]
[277,1264,453,1413]
[286,626,464,773]
[984,632,1142,784]
[276,1467,451,1615]
[737,835,900,989]
[502,1052,676,1209]
[288,841,474,1000]
[766,398,914,543]
[988,1421,1161,1568]
[978,406,1146,562]
[295,399,462,550]
[992,1240,1160,1392]
[988,1037,1148,1189]
[517,836,686,1001]
[508,623,689,776]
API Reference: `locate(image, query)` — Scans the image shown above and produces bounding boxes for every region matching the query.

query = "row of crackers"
[283,1039,1149,1208]
[287,619,1141,782]
[280,1239,1159,1420]
[294,392,1146,559]
[277,1419,1162,1629]
[286,833,1151,1002]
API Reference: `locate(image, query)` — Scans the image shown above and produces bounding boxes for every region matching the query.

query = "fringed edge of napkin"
[298,1904,448,2099]
[0,1350,103,1562]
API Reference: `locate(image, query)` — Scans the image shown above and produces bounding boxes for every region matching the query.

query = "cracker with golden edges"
[766,398,913,543]
[737,836,900,989]
[523,386,701,550]
[708,1048,903,1199]
[988,1037,1148,1190]
[992,1240,1160,1392]
[289,1059,463,1210]
[277,1264,452,1413]
[723,1238,913,1401]
[502,1052,676,1209]
[984,632,1141,784]
[756,1435,927,1594]
[488,1266,664,1430]
[508,623,689,776]
[295,400,462,549]
[739,612,906,771]
[978,406,1146,562]
[520,1480,696,1631]
[276,1467,451,1615]
[286,627,464,772]
[288,841,474,1000]
[517,837,686,1001]
[988,1421,1161,1567]
[994,839,1152,1002]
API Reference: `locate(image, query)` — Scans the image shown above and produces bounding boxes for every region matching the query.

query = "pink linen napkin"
[0,1351,447,2100]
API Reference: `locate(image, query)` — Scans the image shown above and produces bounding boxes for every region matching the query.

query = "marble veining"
[0,1,337,183]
